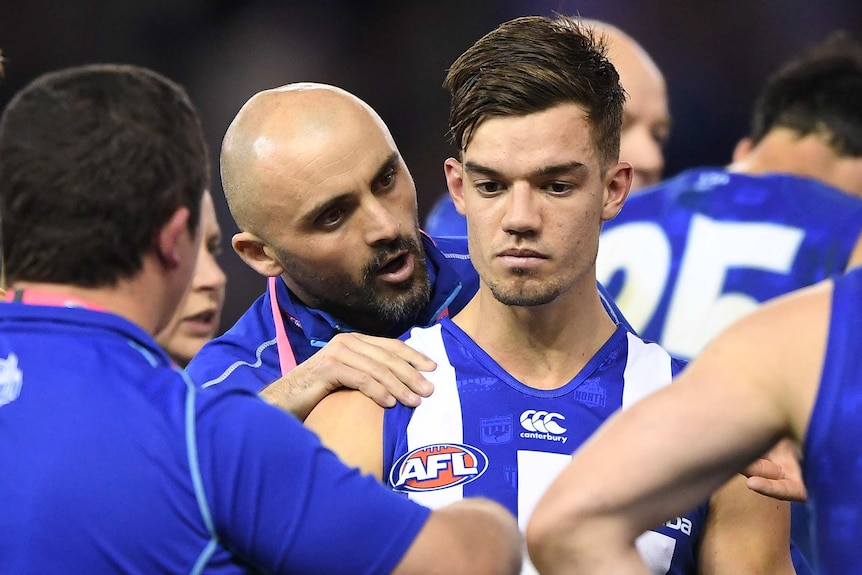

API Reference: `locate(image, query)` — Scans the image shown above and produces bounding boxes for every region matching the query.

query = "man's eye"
[318,208,346,227]
[376,168,396,192]
[547,182,572,194]
[477,181,501,195]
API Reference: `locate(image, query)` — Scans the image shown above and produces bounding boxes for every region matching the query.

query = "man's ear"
[601,161,633,222]
[732,137,754,163]
[232,231,285,277]
[156,207,193,269]
[444,157,468,216]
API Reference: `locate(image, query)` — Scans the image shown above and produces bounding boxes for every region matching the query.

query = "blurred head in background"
[156,191,227,366]
[585,20,671,192]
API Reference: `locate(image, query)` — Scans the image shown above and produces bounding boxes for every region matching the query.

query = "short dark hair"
[0,64,210,287]
[749,32,862,157]
[445,15,626,169]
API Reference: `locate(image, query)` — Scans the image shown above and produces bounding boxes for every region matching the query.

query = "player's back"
[0,303,246,574]
[802,267,862,574]
[598,168,862,359]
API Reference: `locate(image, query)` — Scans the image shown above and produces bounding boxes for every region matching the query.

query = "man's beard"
[285,234,432,333]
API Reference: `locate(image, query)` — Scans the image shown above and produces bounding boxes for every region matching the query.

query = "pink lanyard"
[4,288,106,311]
[268,277,297,376]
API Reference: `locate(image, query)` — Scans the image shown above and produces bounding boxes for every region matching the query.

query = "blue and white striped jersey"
[383,318,702,575]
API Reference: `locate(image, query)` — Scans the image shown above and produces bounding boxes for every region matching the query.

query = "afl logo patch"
[390,443,488,492]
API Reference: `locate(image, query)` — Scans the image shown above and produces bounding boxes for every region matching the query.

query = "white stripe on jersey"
[622,332,675,409]
[403,324,465,509]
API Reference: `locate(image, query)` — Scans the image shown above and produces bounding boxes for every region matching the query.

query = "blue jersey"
[0,301,429,574]
[383,319,703,575]
[424,193,467,238]
[190,234,631,392]
[802,267,862,574]
[598,168,862,360]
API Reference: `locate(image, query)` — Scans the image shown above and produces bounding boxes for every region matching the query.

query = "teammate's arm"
[525,281,829,574]
[393,497,523,575]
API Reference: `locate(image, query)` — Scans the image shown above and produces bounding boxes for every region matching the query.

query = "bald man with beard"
[186,82,629,418]
[424,18,672,237]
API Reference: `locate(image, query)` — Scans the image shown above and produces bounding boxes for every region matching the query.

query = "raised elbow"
[526,501,570,573]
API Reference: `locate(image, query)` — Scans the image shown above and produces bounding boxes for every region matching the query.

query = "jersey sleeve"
[196,389,430,574]
[186,337,278,393]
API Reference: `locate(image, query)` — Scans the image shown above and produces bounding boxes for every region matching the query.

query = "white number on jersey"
[598,215,804,358]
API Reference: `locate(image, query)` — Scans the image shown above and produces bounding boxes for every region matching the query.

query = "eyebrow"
[463,160,587,179]
[302,151,401,222]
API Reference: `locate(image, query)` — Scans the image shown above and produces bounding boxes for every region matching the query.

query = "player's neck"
[728,128,837,180]
[453,286,617,390]
[9,277,168,336]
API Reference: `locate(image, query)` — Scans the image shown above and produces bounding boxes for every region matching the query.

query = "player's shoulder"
[777,173,862,214]
[424,193,466,237]
[621,330,686,373]
[609,168,717,222]
[186,296,280,391]
[607,331,683,405]
[616,168,862,224]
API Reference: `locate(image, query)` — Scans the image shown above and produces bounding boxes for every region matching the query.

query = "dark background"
[2,0,860,332]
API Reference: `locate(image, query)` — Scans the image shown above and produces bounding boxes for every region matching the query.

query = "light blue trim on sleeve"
[180,369,220,574]
[200,338,278,388]
[438,250,471,260]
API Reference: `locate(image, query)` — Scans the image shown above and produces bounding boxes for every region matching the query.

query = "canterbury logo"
[520,410,567,434]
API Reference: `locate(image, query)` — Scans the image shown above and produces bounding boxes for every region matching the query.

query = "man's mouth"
[182,309,218,335]
[497,247,548,270]
[375,251,415,284]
